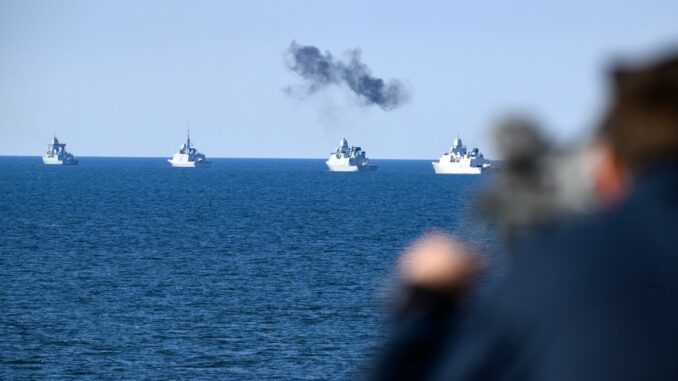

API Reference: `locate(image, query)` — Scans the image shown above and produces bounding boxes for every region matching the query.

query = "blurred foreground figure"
[367,52,678,381]
[480,116,602,247]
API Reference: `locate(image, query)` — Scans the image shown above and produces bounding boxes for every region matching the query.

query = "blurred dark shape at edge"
[602,50,678,173]
[478,116,599,248]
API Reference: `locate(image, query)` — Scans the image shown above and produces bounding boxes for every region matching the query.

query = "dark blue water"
[0,157,498,380]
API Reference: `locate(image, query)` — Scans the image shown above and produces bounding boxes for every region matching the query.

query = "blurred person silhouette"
[366,50,678,381]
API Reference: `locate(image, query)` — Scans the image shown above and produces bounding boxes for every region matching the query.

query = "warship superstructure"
[42,137,78,165]
[168,129,210,167]
[432,136,490,174]
[326,138,377,172]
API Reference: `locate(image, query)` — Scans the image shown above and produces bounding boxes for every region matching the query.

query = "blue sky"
[1,0,677,158]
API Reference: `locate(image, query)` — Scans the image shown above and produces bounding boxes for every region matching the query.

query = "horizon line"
[0,154,500,161]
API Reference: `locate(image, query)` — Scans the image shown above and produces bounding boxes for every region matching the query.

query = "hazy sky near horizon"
[1,0,677,159]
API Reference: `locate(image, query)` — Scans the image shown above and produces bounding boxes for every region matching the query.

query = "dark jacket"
[370,166,678,381]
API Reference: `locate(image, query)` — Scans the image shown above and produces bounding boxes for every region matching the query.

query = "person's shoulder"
[515,210,623,268]
[517,182,675,271]
[494,207,637,304]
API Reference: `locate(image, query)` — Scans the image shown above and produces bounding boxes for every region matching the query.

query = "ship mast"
[186,121,191,148]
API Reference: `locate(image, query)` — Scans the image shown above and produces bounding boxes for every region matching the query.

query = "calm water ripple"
[0,157,498,380]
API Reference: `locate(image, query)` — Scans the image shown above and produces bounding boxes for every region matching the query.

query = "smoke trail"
[285,41,410,110]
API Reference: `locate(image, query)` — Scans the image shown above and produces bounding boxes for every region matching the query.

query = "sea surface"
[0,157,499,380]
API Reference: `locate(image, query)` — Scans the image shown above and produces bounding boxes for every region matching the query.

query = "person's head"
[595,51,678,204]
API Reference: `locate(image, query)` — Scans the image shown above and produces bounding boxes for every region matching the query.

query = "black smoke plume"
[285,41,410,110]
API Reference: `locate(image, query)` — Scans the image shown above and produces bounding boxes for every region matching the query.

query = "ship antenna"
[187,121,191,147]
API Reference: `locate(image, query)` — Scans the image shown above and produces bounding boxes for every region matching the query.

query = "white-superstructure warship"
[326,138,377,172]
[42,137,78,165]
[432,136,490,174]
[168,129,210,167]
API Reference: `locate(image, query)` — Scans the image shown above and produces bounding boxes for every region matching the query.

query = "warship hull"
[42,156,78,165]
[432,161,482,174]
[326,162,377,172]
[168,159,210,167]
